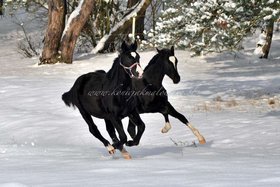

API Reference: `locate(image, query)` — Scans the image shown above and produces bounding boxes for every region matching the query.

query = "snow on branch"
[62,0,85,39]
[91,0,151,54]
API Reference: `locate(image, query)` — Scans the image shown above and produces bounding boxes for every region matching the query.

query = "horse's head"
[157,46,180,84]
[119,41,143,79]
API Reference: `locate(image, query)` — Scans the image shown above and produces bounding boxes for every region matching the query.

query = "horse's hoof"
[199,137,206,144]
[187,123,206,145]
[106,145,115,155]
[112,142,122,150]
[126,140,138,147]
[161,128,169,133]
[161,122,171,133]
[121,148,132,160]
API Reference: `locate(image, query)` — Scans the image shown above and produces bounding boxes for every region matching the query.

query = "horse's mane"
[106,57,120,80]
[103,56,126,90]
[144,53,160,71]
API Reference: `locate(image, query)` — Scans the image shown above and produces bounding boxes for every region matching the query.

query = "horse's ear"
[131,40,138,51]
[121,41,129,52]
[171,46,175,56]
[156,48,160,53]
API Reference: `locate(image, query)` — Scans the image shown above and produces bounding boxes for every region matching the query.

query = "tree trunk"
[0,0,3,16]
[127,0,146,40]
[40,0,65,64]
[59,0,95,64]
[276,19,280,32]
[92,0,152,54]
[262,20,274,59]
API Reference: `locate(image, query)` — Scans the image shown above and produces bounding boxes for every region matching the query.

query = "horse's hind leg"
[79,109,115,154]
[166,102,206,144]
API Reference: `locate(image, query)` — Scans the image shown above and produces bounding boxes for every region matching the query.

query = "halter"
[120,62,143,79]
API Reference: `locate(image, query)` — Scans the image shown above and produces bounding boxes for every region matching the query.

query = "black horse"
[62,41,145,159]
[106,46,205,146]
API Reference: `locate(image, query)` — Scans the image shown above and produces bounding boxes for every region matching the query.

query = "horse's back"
[76,71,106,92]
[95,70,106,74]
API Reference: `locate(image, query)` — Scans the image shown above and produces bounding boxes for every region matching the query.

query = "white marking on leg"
[161,122,172,133]
[121,147,132,160]
[169,56,176,67]
[106,145,115,155]
[131,52,137,58]
[187,123,206,144]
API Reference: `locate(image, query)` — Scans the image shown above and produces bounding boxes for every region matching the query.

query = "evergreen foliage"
[145,0,280,55]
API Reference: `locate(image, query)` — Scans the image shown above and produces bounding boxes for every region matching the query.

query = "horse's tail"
[62,74,90,109]
[62,90,75,108]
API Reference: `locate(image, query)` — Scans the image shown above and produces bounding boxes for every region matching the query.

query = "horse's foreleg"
[167,102,206,144]
[105,119,119,144]
[104,119,120,155]
[127,119,136,139]
[109,118,131,160]
[186,123,206,144]
[126,112,145,147]
[161,114,172,133]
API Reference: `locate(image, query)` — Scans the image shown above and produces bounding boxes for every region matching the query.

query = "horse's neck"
[144,60,165,88]
[118,71,131,87]
[108,58,131,89]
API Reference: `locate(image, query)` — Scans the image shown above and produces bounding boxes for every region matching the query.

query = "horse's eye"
[131,52,137,58]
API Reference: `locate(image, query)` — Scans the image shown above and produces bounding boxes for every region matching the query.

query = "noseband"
[120,62,143,79]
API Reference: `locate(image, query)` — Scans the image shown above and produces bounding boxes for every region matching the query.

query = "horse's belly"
[138,95,167,113]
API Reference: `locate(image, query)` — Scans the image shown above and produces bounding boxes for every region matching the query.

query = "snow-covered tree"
[255,0,280,58]
[146,0,280,57]
[91,0,152,54]
[40,0,152,64]
[40,0,94,64]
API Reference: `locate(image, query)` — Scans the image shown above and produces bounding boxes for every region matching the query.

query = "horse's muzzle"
[173,76,180,84]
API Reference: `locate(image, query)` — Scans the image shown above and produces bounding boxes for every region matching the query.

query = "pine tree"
[146,0,280,56]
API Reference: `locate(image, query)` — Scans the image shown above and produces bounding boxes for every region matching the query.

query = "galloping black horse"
[131,47,205,144]
[62,41,145,159]
[106,46,206,146]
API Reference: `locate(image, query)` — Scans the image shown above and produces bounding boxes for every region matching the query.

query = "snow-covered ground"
[1,16,280,187]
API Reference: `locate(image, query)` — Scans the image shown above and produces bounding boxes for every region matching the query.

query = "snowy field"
[1,17,280,187]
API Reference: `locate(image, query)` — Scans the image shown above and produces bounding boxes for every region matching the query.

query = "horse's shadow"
[127,140,214,159]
